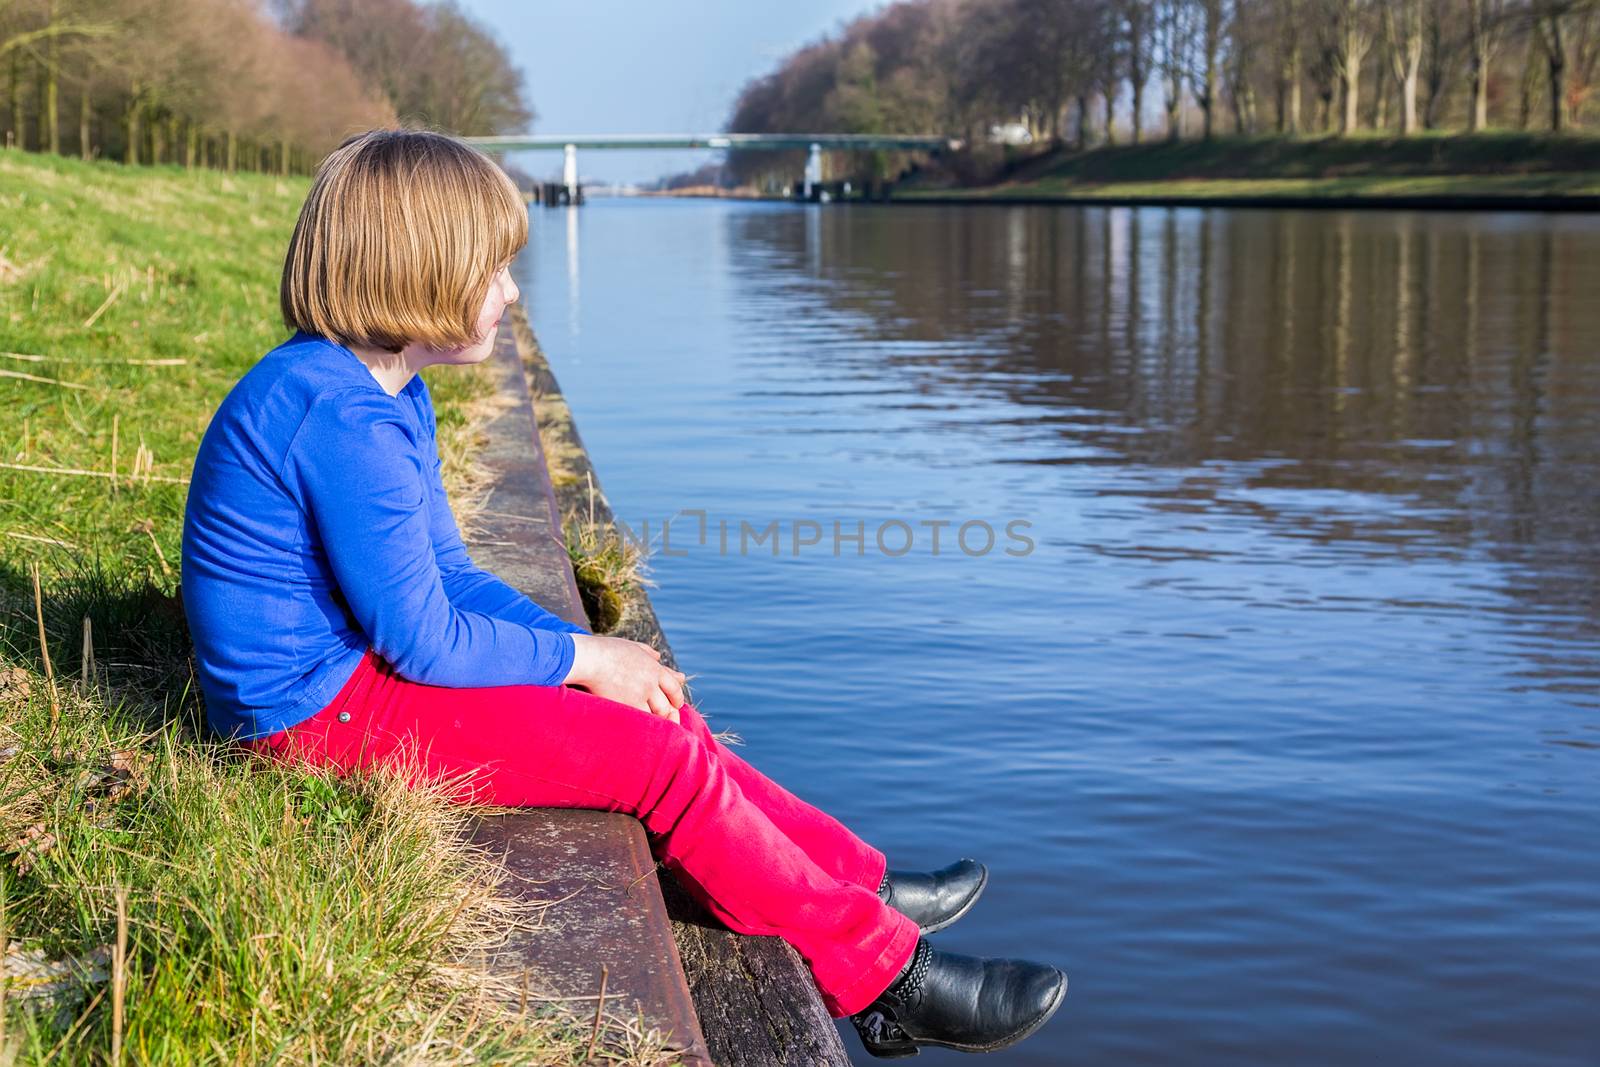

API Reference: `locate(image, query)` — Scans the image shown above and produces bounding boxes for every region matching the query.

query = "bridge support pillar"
[563,143,579,203]
[803,142,822,201]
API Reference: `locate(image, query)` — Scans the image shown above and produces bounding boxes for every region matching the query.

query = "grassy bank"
[0,152,671,1064]
[901,132,1600,203]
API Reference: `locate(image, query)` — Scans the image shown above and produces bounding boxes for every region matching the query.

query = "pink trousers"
[241,647,919,1017]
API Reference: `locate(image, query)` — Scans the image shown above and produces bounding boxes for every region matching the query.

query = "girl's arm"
[282,387,576,688]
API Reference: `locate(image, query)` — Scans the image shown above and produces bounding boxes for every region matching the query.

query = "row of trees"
[728,0,1600,175]
[1,0,532,173]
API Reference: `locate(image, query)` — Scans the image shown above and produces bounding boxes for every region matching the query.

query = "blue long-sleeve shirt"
[180,329,587,742]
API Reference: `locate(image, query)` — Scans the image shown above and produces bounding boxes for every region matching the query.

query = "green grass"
[0,151,673,1064]
[903,132,1600,202]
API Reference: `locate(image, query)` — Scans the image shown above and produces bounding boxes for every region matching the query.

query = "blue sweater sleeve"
[417,384,591,636]
[282,388,575,688]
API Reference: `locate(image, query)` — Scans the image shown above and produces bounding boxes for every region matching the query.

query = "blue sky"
[461,0,885,185]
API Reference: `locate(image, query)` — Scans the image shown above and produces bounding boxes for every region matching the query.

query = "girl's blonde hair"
[280,128,528,354]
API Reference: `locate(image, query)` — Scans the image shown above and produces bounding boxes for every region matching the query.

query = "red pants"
[242,647,919,1017]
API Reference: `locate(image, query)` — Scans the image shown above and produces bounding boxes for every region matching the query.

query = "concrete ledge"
[461,325,710,1065]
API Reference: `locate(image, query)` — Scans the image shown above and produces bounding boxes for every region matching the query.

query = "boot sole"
[916,864,989,936]
[860,971,1068,1058]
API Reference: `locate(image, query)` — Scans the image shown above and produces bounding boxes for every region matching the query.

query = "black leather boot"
[878,859,988,934]
[850,938,1067,1058]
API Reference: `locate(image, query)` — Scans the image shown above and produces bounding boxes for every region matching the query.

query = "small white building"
[988,122,1034,146]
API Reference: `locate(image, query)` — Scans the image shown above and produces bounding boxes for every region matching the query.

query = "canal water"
[517,201,1600,1066]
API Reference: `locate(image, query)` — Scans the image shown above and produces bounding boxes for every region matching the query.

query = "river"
[517,200,1600,1066]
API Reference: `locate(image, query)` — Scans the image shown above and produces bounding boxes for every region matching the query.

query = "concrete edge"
[461,322,711,1065]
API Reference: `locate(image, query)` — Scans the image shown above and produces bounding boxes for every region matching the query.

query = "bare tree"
[1123,0,1152,140]
[1227,0,1266,131]
[1419,0,1463,128]
[715,0,1600,172]
[1326,0,1375,133]
[1157,0,1193,138]
[1385,0,1424,132]
[1,0,111,153]
[1562,3,1600,124]
[1518,22,1543,125]
[1191,0,1227,138]
[1272,0,1305,131]
[280,0,530,135]
[1528,1,1598,130]
[1466,0,1511,128]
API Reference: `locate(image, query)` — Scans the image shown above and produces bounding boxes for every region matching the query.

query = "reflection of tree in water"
[724,205,1600,640]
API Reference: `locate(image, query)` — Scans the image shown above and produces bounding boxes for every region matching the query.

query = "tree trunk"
[1336,8,1368,136]
[1518,32,1538,129]
[1470,50,1489,130]
[1541,16,1566,132]
[1103,92,1117,144]
[35,58,47,151]
[78,78,90,159]
[1076,95,1090,149]
[1371,61,1389,129]
[7,52,22,151]
[1548,58,1565,131]
[1529,15,1568,132]
[1467,0,1497,133]
[186,122,198,169]
[1385,5,1424,136]
[124,82,140,165]
[45,4,60,155]
[1132,81,1144,143]
[1277,41,1303,133]
[226,129,237,172]
[1340,61,1360,133]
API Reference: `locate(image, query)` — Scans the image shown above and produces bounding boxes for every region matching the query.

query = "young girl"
[178,128,1064,1059]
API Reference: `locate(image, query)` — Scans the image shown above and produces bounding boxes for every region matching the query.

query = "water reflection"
[525,200,1600,1065]
[731,206,1600,662]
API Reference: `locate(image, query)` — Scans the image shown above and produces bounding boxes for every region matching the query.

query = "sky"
[461,0,886,186]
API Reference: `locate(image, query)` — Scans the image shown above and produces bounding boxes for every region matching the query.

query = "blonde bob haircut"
[281,128,527,354]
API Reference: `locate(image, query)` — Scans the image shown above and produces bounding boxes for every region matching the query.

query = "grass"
[902,131,1600,202]
[563,490,648,636]
[0,151,676,1064]
[508,311,652,639]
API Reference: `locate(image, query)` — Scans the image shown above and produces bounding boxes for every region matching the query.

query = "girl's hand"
[565,634,688,723]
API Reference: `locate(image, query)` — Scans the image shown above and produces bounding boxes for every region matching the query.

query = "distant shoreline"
[649,133,1600,212]
[893,183,1600,212]
[628,184,1600,212]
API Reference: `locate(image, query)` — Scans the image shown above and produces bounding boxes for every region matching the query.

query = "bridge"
[462,133,963,203]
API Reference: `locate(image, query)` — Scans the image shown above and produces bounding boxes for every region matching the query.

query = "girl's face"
[420,261,519,367]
